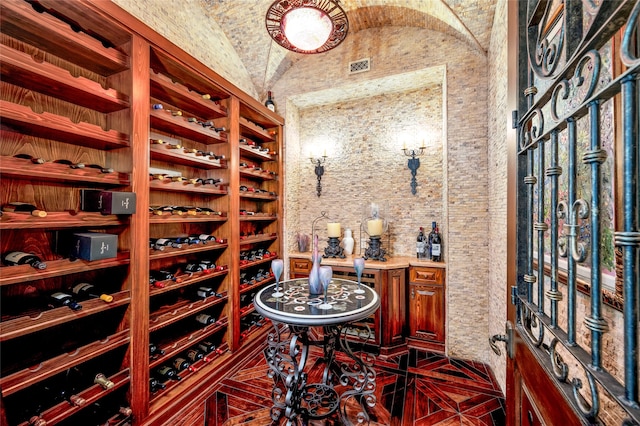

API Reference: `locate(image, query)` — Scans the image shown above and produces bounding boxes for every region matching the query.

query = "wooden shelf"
[149,272,229,297]
[150,110,226,145]
[150,71,227,119]
[0,329,130,396]
[239,117,275,142]
[149,179,227,195]
[239,276,275,295]
[149,242,229,261]
[0,290,130,342]
[150,144,226,169]
[239,233,278,246]
[0,1,129,76]
[239,214,277,222]
[0,155,130,186]
[0,101,130,150]
[239,256,278,271]
[1,46,130,113]
[239,143,275,162]
[149,214,227,224]
[149,296,227,333]
[0,211,128,230]
[239,167,276,180]
[239,191,277,201]
[0,251,130,287]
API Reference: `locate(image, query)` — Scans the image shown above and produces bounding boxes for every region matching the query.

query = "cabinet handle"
[417,290,434,296]
[411,288,414,299]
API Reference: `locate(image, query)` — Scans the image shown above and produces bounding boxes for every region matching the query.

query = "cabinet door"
[289,258,311,278]
[409,283,444,343]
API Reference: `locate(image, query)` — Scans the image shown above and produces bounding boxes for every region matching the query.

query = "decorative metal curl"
[521,303,545,347]
[572,370,600,419]
[519,108,545,149]
[550,338,569,382]
[529,1,565,78]
[557,199,590,262]
[620,0,640,66]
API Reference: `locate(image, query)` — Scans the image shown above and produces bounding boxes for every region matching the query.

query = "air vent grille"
[349,58,371,74]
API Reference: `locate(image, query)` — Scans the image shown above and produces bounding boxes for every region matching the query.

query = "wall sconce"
[310,155,327,197]
[402,143,426,195]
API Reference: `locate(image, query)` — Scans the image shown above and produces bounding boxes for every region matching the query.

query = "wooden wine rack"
[0,1,283,425]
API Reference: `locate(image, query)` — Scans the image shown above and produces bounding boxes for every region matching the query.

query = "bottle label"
[72,283,93,294]
[4,251,29,263]
[50,292,68,300]
[157,366,172,376]
[195,314,211,324]
[196,290,209,298]
[431,244,441,256]
[155,238,170,245]
[198,234,211,240]
[416,241,426,252]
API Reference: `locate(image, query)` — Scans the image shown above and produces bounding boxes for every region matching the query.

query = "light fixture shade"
[266,0,348,54]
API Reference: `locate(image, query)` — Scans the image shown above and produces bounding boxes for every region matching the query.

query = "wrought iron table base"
[264,323,377,425]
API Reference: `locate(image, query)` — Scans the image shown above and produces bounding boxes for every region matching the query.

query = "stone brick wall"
[487,0,508,392]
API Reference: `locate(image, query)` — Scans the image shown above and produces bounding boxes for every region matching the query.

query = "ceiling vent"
[349,58,371,75]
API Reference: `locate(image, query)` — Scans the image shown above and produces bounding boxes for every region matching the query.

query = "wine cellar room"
[2,0,639,425]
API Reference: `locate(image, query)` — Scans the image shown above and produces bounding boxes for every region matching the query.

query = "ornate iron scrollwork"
[557,199,590,262]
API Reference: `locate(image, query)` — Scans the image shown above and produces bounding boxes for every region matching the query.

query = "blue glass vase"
[308,234,323,295]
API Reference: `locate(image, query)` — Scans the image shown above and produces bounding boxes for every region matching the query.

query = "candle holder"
[402,145,426,195]
[310,155,327,197]
[361,202,388,262]
[323,236,345,258]
[363,236,386,262]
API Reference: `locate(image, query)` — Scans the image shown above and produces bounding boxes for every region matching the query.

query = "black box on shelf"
[71,232,118,261]
[81,189,137,215]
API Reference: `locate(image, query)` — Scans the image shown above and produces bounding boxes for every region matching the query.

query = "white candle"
[367,219,383,236]
[327,222,341,238]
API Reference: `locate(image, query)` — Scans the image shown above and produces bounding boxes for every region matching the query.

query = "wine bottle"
[49,292,82,311]
[53,159,85,169]
[2,202,48,217]
[71,283,113,303]
[186,348,204,363]
[149,342,165,357]
[431,225,443,262]
[196,234,220,244]
[172,357,190,371]
[150,237,182,249]
[427,222,437,259]
[14,153,46,164]
[416,227,427,259]
[3,251,47,269]
[194,285,222,299]
[197,341,216,354]
[195,313,216,325]
[264,91,276,112]
[149,269,181,284]
[155,365,181,381]
[94,373,114,389]
[150,376,166,393]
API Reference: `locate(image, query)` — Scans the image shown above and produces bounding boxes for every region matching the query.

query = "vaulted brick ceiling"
[200,0,496,96]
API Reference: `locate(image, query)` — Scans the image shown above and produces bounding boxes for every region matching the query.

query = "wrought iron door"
[513,0,639,424]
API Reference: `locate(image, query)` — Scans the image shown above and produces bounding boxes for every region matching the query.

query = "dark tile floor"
[211,345,506,425]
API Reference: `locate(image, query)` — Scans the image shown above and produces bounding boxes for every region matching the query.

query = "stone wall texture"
[486,0,508,393]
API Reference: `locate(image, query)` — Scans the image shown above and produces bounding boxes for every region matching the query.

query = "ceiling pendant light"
[266,0,349,54]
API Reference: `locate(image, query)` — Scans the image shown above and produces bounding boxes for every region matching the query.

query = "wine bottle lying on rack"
[2,251,47,269]
[150,342,165,357]
[48,291,82,311]
[155,365,181,382]
[2,202,47,217]
[71,283,114,303]
[150,376,166,393]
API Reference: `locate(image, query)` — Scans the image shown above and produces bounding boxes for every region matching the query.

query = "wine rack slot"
[0,101,130,150]
[0,1,129,75]
[0,290,130,341]
[1,46,130,113]
[0,252,130,286]
[0,329,130,396]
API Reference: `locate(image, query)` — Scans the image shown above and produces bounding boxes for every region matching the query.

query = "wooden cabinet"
[288,256,406,357]
[0,2,282,425]
[408,265,446,352]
